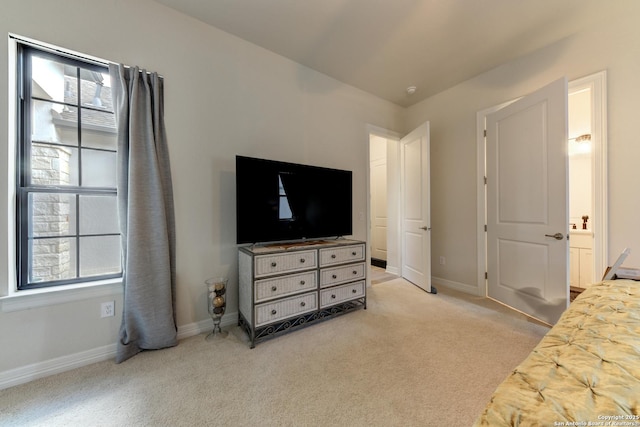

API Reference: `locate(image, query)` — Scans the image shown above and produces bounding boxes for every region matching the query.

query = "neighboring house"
[1,0,639,390]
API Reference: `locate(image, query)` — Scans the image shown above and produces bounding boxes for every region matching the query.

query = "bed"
[474,278,640,426]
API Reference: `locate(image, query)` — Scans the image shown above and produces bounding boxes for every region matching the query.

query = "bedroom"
[1,0,639,413]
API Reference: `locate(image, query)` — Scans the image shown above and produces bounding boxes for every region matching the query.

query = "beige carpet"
[0,278,549,427]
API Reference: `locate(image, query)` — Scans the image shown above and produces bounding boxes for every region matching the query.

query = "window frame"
[16,43,121,291]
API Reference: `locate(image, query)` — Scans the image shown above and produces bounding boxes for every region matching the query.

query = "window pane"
[31,56,72,104]
[31,143,79,186]
[32,100,78,146]
[81,110,117,150]
[81,149,116,187]
[80,236,121,277]
[79,195,118,235]
[30,193,76,237]
[30,237,77,283]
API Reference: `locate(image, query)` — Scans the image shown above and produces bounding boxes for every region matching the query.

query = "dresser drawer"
[320,262,366,288]
[254,271,317,303]
[255,292,318,327]
[320,281,365,308]
[319,244,365,267]
[254,250,317,278]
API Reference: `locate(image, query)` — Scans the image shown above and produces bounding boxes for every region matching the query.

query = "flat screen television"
[236,155,353,244]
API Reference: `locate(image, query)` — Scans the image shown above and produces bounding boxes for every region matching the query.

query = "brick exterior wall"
[31,145,73,282]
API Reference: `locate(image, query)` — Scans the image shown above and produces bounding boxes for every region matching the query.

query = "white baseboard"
[0,343,117,391]
[177,312,238,339]
[0,312,239,391]
[431,276,483,296]
[386,266,399,275]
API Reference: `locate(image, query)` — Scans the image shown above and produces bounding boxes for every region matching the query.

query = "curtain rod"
[9,34,163,78]
[10,34,110,67]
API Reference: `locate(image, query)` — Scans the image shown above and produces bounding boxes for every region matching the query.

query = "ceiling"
[155,0,618,107]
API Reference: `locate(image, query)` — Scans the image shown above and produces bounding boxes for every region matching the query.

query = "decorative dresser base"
[238,298,366,348]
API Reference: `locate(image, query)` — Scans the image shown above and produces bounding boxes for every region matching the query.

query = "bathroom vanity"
[569,229,593,288]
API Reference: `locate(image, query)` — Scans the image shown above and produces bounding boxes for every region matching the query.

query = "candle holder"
[205,277,228,340]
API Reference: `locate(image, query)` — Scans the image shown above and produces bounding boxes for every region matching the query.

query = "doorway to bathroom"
[567,74,607,290]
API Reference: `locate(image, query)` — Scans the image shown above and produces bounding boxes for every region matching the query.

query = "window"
[16,43,121,290]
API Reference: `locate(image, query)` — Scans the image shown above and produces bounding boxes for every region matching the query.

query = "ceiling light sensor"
[406,86,417,95]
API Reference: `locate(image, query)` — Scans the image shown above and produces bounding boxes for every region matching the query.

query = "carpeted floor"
[0,278,549,427]
[370,265,398,285]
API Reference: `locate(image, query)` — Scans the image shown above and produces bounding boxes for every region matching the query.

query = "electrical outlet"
[101,301,115,318]
[439,256,446,265]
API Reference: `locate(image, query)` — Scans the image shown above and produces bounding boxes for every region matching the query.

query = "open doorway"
[369,135,390,270]
[567,73,607,291]
[367,127,401,279]
[366,123,433,293]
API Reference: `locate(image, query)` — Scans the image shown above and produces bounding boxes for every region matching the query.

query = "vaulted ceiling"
[155,0,620,107]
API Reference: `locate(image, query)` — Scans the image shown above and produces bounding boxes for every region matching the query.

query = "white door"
[486,78,569,325]
[370,156,388,261]
[401,122,432,292]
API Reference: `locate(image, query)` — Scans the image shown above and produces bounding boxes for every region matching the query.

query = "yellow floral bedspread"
[474,279,640,427]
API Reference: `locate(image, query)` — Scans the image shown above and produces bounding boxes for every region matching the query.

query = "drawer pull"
[331,254,336,259]
[271,286,277,292]
[352,270,357,275]
[331,294,336,299]
[271,262,277,267]
[332,274,337,279]
[352,289,357,293]
[300,280,305,285]
[352,251,357,256]
[300,302,306,307]
[271,309,277,315]
[299,258,306,263]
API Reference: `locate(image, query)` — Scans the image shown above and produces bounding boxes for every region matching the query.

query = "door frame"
[476,71,608,296]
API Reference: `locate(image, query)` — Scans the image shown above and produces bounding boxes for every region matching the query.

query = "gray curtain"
[109,63,177,363]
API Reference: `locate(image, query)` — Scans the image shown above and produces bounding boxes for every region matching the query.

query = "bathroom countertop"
[570,229,592,235]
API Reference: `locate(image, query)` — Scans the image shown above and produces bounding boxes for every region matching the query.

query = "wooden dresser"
[238,239,366,348]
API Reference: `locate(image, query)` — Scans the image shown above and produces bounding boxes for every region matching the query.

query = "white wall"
[405,3,640,290]
[0,0,403,381]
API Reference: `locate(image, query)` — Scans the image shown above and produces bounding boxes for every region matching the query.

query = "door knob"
[419,226,430,231]
[545,232,565,240]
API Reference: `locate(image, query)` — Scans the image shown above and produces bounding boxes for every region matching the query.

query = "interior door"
[486,78,569,325]
[401,122,432,292]
[370,156,388,262]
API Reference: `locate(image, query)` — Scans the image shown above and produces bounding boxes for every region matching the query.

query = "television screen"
[236,156,353,244]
